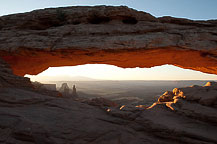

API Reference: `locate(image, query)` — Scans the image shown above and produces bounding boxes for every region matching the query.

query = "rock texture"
[1,81,217,143]
[0,6,216,77]
[0,58,32,88]
[85,97,118,108]
[147,81,217,111]
[0,6,217,143]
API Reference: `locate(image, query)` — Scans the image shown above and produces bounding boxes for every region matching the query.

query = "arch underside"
[1,47,217,76]
[0,6,216,77]
[1,6,217,143]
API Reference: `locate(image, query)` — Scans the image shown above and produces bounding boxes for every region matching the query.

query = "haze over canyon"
[0,5,217,144]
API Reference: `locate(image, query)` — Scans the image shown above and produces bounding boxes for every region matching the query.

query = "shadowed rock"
[0,74,217,144]
[72,85,78,97]
[0,6,216,77]
[0,82,217,143]
[0,6,217,143]
[59,83,70,97]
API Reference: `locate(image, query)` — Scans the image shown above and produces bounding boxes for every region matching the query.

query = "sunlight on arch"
[25,64,217,82]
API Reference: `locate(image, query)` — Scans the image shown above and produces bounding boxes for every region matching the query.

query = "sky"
[1,0,217,20]
[1,0,217,81]
[26,64,217,81]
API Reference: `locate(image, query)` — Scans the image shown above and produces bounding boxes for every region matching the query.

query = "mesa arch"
[0,6,217,77]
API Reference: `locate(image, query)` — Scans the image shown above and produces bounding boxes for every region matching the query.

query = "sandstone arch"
[1,6,217,143]
[0,6,216,77]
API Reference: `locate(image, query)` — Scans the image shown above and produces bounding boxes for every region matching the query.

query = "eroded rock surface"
[0,6,216,76]
[147,81,217,123]
[0,58,32,88]
[0,6,217,144]
[0,82,217,143]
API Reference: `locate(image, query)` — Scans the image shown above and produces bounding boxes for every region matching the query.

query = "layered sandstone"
[0,58,32,88]
[0,6,217,143]
[1,81,217,143]
[0,6,216,77]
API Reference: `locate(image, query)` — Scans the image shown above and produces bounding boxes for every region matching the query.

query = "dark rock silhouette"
[58,83,78,98]
[59,83,70,97]
[31,81,60,97]
[32,81,56,91]
[72,85,78,97]
[42,84,56,91]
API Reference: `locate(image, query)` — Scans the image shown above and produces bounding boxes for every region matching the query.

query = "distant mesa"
[59,83,78,98]
[67,76,98,81]
[42,84,56,91]
[31,81,79,98]
[32,81,56,91]
[59,83,70,96]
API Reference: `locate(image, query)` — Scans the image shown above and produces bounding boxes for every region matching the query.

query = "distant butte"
[0,6,216,82]
[0,6,217,143]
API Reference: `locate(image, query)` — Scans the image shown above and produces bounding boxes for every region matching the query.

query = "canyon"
[0,6,217,144]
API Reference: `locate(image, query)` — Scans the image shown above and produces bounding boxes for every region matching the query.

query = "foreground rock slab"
[1,82,217,144]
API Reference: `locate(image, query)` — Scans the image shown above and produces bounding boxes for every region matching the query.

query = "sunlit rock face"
[0,6,217,143]
[0,6,216,77]
[147,81,217,110]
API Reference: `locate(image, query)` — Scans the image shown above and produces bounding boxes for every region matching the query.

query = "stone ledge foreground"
[0,6,217,143]
[0,81,217,143]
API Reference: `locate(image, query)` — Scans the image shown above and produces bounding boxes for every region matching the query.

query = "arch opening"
[25,64,217,105]
[0,6,217,143]
[25,64,217,82]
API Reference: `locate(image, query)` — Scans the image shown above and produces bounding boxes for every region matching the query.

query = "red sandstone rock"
[148,81,217,111]
[0,6,216,77]
[0,6,217,143]
[158,91,174,102]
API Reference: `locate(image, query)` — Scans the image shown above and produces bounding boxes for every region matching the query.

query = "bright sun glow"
[25,64,217,82]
